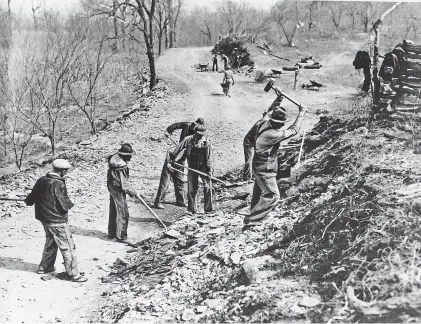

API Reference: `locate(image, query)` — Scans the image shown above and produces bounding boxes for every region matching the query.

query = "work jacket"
[173,135,214,173]
[253,119,301,174]
[107,154,133,193]
[25,173,74,223]
[166,122,197,143]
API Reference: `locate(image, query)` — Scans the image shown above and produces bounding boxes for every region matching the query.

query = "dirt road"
[0,47,350,322]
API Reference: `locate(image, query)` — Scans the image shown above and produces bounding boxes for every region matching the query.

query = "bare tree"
[271,0,305,47]
[21,28,86,154]
[167,0,181,48]
[67,38,114,134]
[154,0,170,55]
[358,2,383,33]
[326,1,347,30]
[217,0,248,35]
[31,0,42,29]
[244,8,270,39]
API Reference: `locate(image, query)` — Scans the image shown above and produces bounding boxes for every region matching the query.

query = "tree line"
[0,0,419,171]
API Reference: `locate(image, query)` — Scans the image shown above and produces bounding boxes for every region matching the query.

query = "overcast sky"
[9,0,416,15]
[9,0,276,14]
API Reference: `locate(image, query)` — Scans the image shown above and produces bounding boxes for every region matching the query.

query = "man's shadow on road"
[0,256,38,273]
[70,225,110,241]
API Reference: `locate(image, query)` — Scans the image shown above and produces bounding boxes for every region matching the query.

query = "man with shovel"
[25,159,87,282]
[107,143,138,243]
[242,101,306,225]
[172,125,214,214]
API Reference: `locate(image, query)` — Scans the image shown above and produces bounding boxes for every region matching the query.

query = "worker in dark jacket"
[242,96,282,181]
[212,54,218,72]
[172,125,214,214]
[165,118,205,143]
[242,103,306,224]
[25,159,87,282]
[153,147,186,209]
[107,143,137,242]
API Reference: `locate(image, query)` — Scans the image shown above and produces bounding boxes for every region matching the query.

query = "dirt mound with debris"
[97,112,421,323]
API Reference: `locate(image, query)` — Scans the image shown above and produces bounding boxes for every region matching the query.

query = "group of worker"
[24,65,306,283]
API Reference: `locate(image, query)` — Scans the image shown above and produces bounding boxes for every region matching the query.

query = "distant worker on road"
[223,65,235,97]
[165,118,205,143]
[241,103,306,225]
[107,143,138,243]
[221,54,229,70]
[25,159,87,283]
[212,54,218,72]
[172,125,214,215]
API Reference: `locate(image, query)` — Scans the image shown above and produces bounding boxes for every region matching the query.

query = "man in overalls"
[172,125,214,214]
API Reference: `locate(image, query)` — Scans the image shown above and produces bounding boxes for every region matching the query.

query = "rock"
[165,250,176,256]
[299,296,321,308]
[165,229,182,239]
[195,305,208,313]
[79,140,91,146]
[238,256,274,285]
[230,252,242,265]
[181,309,195,321]
[290,304,306,315]
[205,298,225,311]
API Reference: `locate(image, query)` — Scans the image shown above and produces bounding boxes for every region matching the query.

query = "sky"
[8,0,420,15]
[8,0,276,14]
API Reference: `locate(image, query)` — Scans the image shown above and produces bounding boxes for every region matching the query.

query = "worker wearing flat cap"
[172,125,214,214]
[242,102,306,225]
[107,143,138,242]
[25,159,87,282]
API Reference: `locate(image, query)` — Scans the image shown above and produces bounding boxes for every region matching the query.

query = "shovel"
[134,194,182,239]
[173,162,249,188]
[0,197,25,201]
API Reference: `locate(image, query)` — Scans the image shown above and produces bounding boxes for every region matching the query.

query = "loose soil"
[0,46,358,322]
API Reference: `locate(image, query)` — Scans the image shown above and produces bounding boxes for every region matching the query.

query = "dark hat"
[118,143,135,155]
[194,125,206,135]
[195,118,205,125]
[268,106,289,123]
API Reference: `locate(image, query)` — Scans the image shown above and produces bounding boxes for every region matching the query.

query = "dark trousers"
[244,169,279,223]
[212,61,218,72]
[187,170,213,213]
[108,187,129,240]
[243,142,254,180]
[154,161,185,205]
[40,222,79,277]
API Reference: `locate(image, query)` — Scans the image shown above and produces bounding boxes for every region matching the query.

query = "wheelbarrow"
[271,69,283,77]
[198,63,209,72]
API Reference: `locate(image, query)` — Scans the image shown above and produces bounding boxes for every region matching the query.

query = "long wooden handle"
[173,162,227,185]
[135,195,167,231]
[297,130,307,166]
[0,197,25,201]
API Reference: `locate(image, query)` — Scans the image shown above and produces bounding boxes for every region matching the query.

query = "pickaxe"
[264,78,304,108]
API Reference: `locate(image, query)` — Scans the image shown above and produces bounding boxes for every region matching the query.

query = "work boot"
[154,203,165,209]
[37,266,56,274]
[176,202,187,207]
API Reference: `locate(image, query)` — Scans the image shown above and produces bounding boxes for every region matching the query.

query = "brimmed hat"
[194,125,207,135]
[118,143,135,156]
[268,106,289,123]
[195,118,205,125]
[52,159,71,170]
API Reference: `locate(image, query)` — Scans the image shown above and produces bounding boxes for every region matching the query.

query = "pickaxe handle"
[0,197,25,201]
[165,134,178,146]
[135,194,168,231]
[173,162,227,186]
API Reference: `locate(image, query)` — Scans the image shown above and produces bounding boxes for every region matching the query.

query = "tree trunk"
[158,35,162,55]
[113,0,118,52]
[165,24,169,49]
[147,49,157,89]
